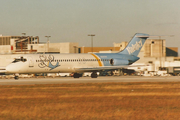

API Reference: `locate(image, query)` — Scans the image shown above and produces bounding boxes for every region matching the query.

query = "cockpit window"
[12,57,27,63]
[12,59,21,63]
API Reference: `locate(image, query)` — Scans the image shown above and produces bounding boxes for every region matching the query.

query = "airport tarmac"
[0,76,180,85]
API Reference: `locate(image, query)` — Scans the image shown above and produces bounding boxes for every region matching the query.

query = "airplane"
[5,33,149,79]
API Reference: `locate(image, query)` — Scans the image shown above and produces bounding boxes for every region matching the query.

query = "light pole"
[45,36,51,52]
[88,34,95,53]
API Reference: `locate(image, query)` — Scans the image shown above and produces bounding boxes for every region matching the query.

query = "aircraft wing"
[74,65,145,72]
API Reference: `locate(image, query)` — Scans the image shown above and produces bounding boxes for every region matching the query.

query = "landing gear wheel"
[73,73,80,78]
[91,72,98,78]
[14,76,19,80]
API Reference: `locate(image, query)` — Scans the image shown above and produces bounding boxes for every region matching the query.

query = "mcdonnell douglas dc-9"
[6,33,149,79]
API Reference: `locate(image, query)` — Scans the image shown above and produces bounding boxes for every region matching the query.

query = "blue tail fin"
[119,33,149,56]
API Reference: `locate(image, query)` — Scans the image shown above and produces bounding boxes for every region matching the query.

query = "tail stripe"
[91,53,103,66]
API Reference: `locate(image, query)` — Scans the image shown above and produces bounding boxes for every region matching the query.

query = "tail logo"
[126,39,143,55]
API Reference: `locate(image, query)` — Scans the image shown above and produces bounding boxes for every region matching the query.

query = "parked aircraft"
[6,33,149,79]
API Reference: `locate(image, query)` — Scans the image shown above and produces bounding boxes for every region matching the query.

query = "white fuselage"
[6,53,106,74]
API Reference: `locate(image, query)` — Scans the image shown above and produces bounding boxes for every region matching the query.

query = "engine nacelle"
[110,59,129,66]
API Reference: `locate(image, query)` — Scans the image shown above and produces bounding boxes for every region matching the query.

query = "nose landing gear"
[14,76,19,80]
[14,74,19,80]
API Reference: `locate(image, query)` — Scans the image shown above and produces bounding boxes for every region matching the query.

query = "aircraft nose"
[6,64,17,73]
[6,65,12,73]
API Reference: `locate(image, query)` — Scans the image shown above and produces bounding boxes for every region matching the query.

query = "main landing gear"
[91,72,98,78]
[73,72,98,78]
[73,73,81,78]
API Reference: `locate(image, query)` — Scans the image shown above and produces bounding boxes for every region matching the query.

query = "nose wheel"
[14,76,19,80]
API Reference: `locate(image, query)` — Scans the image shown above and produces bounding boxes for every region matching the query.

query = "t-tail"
[119,33,149,56]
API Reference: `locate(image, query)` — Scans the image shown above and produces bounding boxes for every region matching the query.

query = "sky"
[0,0,180,55]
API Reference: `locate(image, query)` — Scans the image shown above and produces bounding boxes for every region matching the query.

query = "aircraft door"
[28,57,34,67]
